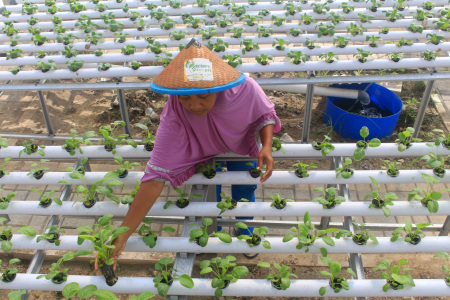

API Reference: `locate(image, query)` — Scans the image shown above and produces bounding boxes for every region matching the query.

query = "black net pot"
[388,279,402,290]
[175,199,190,208]
[0,234,12,241]
[48,233,60,244]
[100,264,118,286]
[30,144,38,153]
[83,198,97,208]
[228,199,238,210]
[387,169,399,177]
[33,170,44,180]
[118,170,128,178]
[445,277,450,286]
[221,280,230,289]
[303,234,314,246]
[1,271,16,283]
[51,272,66,284]
[104,145,114,152]
[271,280,282,290]
[421,199,430,208]
[352,235,368,245]
[443,141,450,150]
[273,200,286,210]
[39,198,52,208]
[246,234,261,247]
[329,278,345,291]
[433,168,446,178]
[295,169,307,178]
[144,143,154,151]
[407,234,421,245]
[371,198,385,208]
[324,200,336,209]
[356,140,368,149]
[161,275,173,286]
[203,170,216,179]
[64,146,74,153]
[0,170,4,179]
[312,142,322,151]
[249,168,261,178]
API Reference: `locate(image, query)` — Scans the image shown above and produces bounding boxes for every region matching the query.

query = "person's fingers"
[256,156,263,170]
[260,156,274,183]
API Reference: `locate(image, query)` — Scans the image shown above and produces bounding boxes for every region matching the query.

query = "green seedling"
[319,257,357,296]
[217,192,248,215]
[236,222,271,249]
[366,177,398,217]
[269,193,294,209]
[164,187,203,209]
[336,222,378,245]
[257,262,297,290]
[153,257,194,296]
[353,126,381,161]
[374,258,415,291]
[408,173,450,213]
[36,225,65,246]
[391,221,430,245]
[335,157,354,179]
[189,217,232,247]
[0,217,36,252]
[138,219,175,248]
[313,187,346,208]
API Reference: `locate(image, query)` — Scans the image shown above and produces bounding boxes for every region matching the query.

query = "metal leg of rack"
[413,72,436,138]
[439,215,450,236]
[301,82,315,143]
[117,86,132,137]
[37,81,54,136]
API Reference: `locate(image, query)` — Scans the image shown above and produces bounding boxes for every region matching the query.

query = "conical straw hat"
[150,38,246,95]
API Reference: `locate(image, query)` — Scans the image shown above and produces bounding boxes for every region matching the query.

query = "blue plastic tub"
[323,83,403,140]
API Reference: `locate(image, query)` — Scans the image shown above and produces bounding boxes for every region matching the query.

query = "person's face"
[178,93,217,117]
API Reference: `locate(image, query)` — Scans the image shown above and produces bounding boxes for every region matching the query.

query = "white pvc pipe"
[9,235,450,253]
[0,57,449,81]
[1,143,449,160]
[3,201,450,217]
[0,169,449,185]
[2,42,448,67]
[2,275,449,297]
[264,84,360,99]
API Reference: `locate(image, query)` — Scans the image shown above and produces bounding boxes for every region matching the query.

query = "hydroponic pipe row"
[1,143,449,159]
[0,169,449,185]
[8,235,450,253]
[1,43,447,67]
[2,201,450,217]
[0,58,448,81]
[2,275,449,297]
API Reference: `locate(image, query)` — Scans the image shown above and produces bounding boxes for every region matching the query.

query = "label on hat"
[184,58,214,82]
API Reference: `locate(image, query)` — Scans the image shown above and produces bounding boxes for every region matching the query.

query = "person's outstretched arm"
[258,124,275,183]
[107,179,165,270]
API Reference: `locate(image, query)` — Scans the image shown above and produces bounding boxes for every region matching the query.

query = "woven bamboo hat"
[150,38,246,95]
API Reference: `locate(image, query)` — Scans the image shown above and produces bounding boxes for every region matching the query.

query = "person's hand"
[94,235,127,273]
[257,146,274,183]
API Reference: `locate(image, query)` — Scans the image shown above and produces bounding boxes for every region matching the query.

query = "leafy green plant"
[269,193,294,209]
[169,30,189,41]
[240,14,262,26]
[305,38,319,49]
[28,16,40,25]
[138,219,175,248]
[121,44,136,55]
[353,126,381,161]
[199,256,248,297]
[271,15,285,26]
[369,0,382,12]
[134,122,156,150]
[319,257,356,296]
[2,24,19,37]
[196,0,211,7]
[312,2,330,14]
[288,27,302,37]
[93,49,103,57]
[272,38,289,51]
[319,52,338,63]
[0,258,20,282]
[0,189,15,210]
[0,157,11,178]
[408,173,450,213]
[47,4,61,14]
[59,168,120,206]
[9,35,20,47]
[207,38,229,52]
[112,156,140,178]
[333,36,350,48]
[105,20,125,32]
[189,217,232,247]
[95,3,109,12]
[430,129,450,148]
[197,27,218,40]
[27,159,49,180]
[35,60,58,73]
[256,26,273,38]
[8,67,21,75]
[5,49,23,60]
[316,23,335,37]
[256,54,274,65]
[32,34,50,46]
[340,2,355,14]
[236,222,271,249]
[67,60,84,72]
[19,139,45,157]
[427,33,445,45]
[217,192,248,215]
[114,32,129,43]
[164,187,203,209]
[85,32,104,45]
[289,161,316,178]
[57,33,79,45]
[375,259,415,291]
[77,214,129,285]
[36,225,65,246]
[282,211,340,252]
[98,63,112,71]
[215,15,233,28]
[147,41,167,54]
[258,8,270,16]
[395,127,422,151]
[155,53,173,68]
[347,23,364,36]
[153,257,194,296]
[313,187,346,208]
[366,177,398,217]
[335,157,354,179]
[196,162,221,179]
[391,221,430,245]
[222,54,243,68]
[227,26,246,38]
[337,222,378,245]
[0,217,36,252]
[70,2,86,13]
[240,38,260,54]
[160,18,177,30]
[229,3,248,17]
[257,262,297,290]
[32,188,62,207]
[62,129,95,155]
[35,50,47,59]
[418,151,448,178]
[312,135,334,157]
[168,0,182,8]
[183,15,205,29]
[287,50,307,65]
[384,9,403,22]
[382,159,401,177]
[62,45,78,58]
[98,120,137,154]
[407,23,424,34]
[366,35,382,47]
[1,9,12,18]
[284,2,300,16]
[37,249,92,283]
[415,8,434,21]
[434,252,450,285]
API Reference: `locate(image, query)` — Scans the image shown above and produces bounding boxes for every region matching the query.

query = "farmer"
[109,38,281,265]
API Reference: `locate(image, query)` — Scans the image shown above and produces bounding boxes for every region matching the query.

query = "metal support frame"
[21,160,78,300]
[319,158,336,229]
[439,216,450,236]
[413,68,437,138]
[36,80,54,136]
[301,81,315,143]
[117,85,132,138]
[170,184,214,300]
